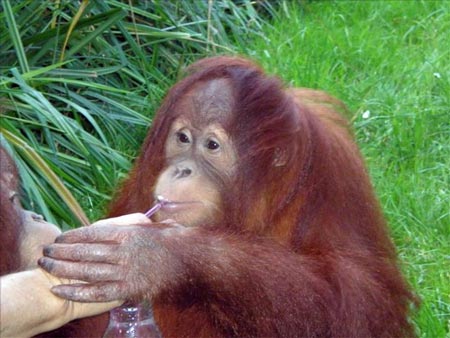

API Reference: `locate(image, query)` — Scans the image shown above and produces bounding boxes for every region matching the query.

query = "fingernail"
[38,257,53,271]
[38,257,45,268]
[43,246,52,256]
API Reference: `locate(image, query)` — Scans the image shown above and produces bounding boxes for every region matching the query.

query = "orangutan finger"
[38,257,121,282]
[43,243,121,264]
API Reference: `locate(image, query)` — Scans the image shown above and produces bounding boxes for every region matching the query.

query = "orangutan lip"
[161,201,202,211]
[147,196,202,216]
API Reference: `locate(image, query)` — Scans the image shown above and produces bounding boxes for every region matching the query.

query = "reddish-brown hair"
[0,146,22,275]
[81,56,417,337]
[106,57,415,337]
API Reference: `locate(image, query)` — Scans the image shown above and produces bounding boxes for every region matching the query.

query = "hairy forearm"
[168,230,333,331]
[0,268,121,338]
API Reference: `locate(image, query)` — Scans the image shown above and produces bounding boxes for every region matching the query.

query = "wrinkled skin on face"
[153,79,237,226]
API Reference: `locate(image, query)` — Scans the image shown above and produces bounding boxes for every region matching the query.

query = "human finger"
[91,213,151,227]
[54,226,122,244]
[51,282,126,302]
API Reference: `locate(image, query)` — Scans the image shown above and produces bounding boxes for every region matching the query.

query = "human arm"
[0,214,149,338]
[0,268,121,338]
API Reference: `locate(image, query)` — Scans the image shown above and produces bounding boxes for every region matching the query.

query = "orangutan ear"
[273,147,288,167]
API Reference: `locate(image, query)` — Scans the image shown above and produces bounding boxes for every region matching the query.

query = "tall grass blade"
[60,0,89,62]
[3,0,29,73]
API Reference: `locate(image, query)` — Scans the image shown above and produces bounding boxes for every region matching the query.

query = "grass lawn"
[243,1,449,336]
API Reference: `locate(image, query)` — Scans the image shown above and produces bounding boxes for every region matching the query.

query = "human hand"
[0,268,122,338]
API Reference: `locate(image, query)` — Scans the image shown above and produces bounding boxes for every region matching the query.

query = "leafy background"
[1,0,274,225]
[0,0,448,336]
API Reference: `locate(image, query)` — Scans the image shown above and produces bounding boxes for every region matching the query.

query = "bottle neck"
[110,304,153,323]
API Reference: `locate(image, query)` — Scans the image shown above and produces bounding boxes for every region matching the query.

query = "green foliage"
[246,1,449,336]
[0,0,271,227]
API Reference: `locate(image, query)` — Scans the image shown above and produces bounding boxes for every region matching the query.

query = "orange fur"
[48,56,415,337]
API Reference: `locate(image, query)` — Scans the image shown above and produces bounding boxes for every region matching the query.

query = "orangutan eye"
[206,139,220,150]
[177,132,190,144]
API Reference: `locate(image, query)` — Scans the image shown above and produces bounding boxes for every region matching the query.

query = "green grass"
[243,1,449,336]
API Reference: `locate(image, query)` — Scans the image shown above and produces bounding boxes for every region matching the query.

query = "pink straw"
[144,197,167,218]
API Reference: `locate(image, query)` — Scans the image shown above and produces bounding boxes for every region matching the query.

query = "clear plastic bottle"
[103,302,162,338]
